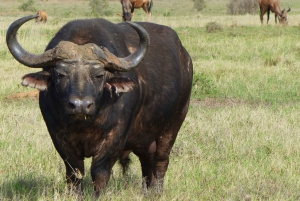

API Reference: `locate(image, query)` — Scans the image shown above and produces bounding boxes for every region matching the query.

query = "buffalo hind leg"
[134,141,157,189]
[154,134,176,191]
[119,150,132,175]
[140,155,155,188]
[154,102,190,191]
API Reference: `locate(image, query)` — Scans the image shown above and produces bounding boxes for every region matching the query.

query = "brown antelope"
[258,0,291,25]
[120,0,153,21]
[36,10,47,23]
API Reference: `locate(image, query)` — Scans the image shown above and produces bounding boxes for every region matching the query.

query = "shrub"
[89,0,109,16]
[193,0,206,12]
[227,0,258,15]
[205,22,223,33]
[18,0,36,12]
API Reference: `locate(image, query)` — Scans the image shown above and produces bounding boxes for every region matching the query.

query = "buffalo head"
[6,15,149,122]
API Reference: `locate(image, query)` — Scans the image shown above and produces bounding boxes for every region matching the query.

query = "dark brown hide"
[120,0,153,21]
[258,0,290,25]
[6,16,193,197]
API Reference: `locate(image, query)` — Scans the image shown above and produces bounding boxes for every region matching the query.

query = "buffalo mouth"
[70,114,92,121]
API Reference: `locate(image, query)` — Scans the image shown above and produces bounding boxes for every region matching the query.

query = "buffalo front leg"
[90,156,118,198]
[64,159,85,194]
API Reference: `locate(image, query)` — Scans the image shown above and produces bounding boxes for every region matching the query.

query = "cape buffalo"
[120,0,153,21]
[6,15,193,197]
[36,10,47,23]
[258,0,291,25]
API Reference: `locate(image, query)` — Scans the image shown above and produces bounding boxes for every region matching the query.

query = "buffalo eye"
[54,69,67,79]
[57,72,65,78]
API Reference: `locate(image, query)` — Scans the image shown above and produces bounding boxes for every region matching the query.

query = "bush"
[193,0,206,12]
[89,0,109,16]
[227,0,258,15]
[18,0,36,12]
[205,22,223,33]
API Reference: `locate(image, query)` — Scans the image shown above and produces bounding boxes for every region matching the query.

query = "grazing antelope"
[258,0,290,25]
[120,0,153,21]
[36,10,47,23]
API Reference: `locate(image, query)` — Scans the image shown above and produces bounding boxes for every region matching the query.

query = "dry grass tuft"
[205,21,223,33]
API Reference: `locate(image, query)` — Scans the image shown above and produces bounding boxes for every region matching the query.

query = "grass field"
[1,0,300,200]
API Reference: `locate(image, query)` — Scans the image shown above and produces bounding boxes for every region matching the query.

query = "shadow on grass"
[0,173,143,200]
[1,177,51,200]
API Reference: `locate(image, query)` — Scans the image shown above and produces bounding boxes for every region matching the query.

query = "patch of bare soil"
[6,90,39,100]
[191,98,259,108]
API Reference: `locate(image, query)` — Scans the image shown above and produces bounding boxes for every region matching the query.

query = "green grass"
[177,25,300,103]
[1,0,300,200]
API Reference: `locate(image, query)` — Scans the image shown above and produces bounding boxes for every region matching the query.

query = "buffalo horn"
[6,15,57,68]
[98,21,150,72]
[7,15,149,71]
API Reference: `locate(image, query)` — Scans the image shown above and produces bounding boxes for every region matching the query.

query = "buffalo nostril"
[69,98,82,109]
[84,100,94,109]
[68,97,94,114]
[69,102,76,109]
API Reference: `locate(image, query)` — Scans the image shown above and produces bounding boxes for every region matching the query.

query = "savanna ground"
[1,0,300,200]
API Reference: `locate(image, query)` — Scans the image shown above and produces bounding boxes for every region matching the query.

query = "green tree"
[89,0,109,16]
[193,0,206,12]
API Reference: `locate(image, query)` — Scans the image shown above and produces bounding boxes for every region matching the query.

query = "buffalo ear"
[105,77,136,96]
[22,71,51,91]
